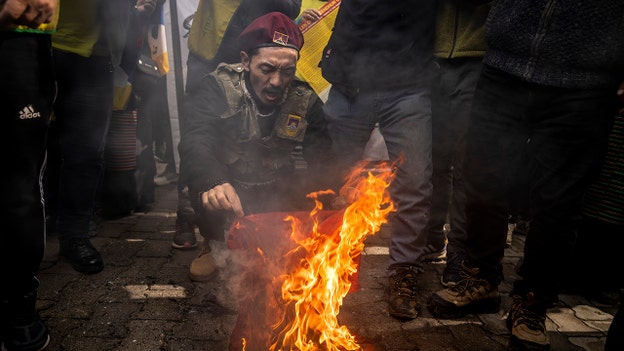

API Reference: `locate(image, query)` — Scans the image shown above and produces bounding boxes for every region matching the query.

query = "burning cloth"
[226,163,395,351]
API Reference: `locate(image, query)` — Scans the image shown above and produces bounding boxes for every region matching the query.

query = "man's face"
[241,46,298,108]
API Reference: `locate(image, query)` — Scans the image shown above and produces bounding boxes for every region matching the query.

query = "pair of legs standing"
[427,65,615,350]
[323,84,433,319]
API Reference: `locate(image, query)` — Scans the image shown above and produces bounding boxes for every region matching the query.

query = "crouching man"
[178,12,337,282]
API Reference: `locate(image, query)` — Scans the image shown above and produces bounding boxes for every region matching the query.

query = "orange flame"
[267,162,395,351]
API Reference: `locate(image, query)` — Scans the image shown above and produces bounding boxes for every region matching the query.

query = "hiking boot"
[172,217,197,250]
[507,292,550,351]
[188,244,218,282]
[1,291,50,351]
[427,264,500,318]
[422,243,447,262]
[387,266,421,319]
[59,238,103,274]
[441,251,464,287]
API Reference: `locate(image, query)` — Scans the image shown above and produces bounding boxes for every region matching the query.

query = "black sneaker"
[1,291,50,351]
[59,238,104,274]
[387,266,421,319]
[427,264,500,319]
[172,217,197,250]
[441,251,464,287]
[506,292,550,351]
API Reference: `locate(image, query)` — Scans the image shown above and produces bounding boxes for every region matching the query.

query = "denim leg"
[379,87,432,271]
[323,88,378,170]
[324,86,433,272]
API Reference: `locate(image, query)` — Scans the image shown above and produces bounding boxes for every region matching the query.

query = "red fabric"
[226,210,361,351]
[237,12,304,52]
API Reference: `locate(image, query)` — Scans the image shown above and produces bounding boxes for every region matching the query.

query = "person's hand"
[301,8,321,23]
[0,0,56,28]
[330,186,359,210]
[135,0,157,17]
[201,183,245,217]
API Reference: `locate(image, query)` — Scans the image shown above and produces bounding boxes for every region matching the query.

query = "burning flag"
[227,162,395,351]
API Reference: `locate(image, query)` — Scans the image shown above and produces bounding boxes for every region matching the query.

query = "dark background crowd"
[1,1,622,351]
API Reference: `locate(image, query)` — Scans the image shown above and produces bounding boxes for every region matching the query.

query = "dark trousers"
[464,65,614,303]
[47,49,113,240]
[605,294,624,351]
[427,58,482,254]
[177,53,215,225]
[0,33,54,296]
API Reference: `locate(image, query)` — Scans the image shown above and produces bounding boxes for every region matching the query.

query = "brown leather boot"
[188,244,218,282]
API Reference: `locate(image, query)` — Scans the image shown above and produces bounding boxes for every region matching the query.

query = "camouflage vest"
[212,63,316,185]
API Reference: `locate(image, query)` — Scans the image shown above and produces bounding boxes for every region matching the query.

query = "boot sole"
[1,334,50,351]
[509,335,550,351]
[171,242,198,250]
[506,314,550,351]
[388,304,421,320]
[188,269,219,283]
[427,293,501,319]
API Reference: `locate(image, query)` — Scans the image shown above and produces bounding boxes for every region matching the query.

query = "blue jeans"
[49,50,113,240]
[323,85,433,272]
[464,65,615,303]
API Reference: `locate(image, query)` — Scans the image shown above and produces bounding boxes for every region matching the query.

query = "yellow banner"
[296,0,341,102]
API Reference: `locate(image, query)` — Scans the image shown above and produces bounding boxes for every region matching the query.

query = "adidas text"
[19,105,41,119]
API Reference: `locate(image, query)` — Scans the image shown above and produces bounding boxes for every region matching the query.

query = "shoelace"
[394,272,418,297]
[511,299,546,332]
[449,269,488,296]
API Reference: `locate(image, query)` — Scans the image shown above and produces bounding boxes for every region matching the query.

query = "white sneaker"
[154,171,178,186]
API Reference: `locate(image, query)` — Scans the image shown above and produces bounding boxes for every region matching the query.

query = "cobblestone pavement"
[37,181,618,351]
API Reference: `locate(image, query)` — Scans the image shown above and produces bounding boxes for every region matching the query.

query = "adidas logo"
[19,105,41,120]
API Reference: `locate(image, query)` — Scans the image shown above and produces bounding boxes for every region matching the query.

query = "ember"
[228,162,395,351]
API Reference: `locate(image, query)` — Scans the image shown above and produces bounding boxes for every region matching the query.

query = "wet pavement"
[38,181,618,351]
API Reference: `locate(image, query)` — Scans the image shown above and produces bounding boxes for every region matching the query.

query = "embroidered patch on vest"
[273,31,289,46]
[285,114,302,136]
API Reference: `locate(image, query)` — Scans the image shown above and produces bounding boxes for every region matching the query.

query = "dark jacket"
[320,0,437,92]
[179,63,336,207]
[484,0,624,89]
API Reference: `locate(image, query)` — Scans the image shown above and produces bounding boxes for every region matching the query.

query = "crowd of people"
[2,0,623,350]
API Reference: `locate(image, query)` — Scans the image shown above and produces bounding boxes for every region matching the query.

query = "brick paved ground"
[37,181,618,351]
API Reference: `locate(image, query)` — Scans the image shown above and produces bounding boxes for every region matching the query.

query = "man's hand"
[201,183,245,217]
[300,8,321,23]
[0,0,57,28]
[330,186,359,210]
